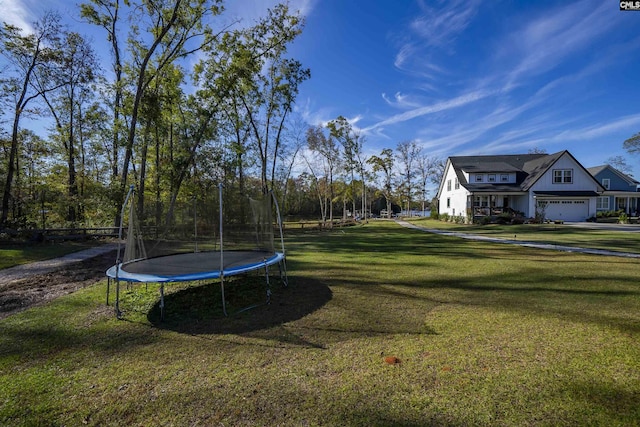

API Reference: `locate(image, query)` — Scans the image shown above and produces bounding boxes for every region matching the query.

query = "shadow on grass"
[147,275,332,336]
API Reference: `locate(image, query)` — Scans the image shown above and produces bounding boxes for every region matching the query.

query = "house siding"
[590,166,640,215]
[437,151,604,223]
[527,153,600,221]
[439,163,469,220]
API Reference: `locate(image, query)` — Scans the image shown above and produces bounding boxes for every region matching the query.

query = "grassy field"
[0,241,97,270]
[404,217,640,254]
[1,221,639,426]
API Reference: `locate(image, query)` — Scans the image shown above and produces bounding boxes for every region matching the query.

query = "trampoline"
[106,184,288,319]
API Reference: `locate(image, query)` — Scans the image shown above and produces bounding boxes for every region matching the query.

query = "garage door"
[541,200,589,222]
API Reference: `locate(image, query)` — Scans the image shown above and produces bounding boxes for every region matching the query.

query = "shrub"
[440,213,449,222]
[511,216,525,225]
[619,212,629,224]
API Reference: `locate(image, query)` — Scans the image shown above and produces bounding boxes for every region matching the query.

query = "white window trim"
[597,196,610,210]
[553,169,573,184]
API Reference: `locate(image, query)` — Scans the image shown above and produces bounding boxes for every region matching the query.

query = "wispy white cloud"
[364,89,491,133]
[501,0,614,87]
[393,0,480,76]
[410,0,480,48]
[381,92,423,109]
[1,0,36,32]
[552,113,640,141]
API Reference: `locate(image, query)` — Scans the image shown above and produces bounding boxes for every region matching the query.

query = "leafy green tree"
[83,0,224,225]
[327,116,367,219]
[368,148,395,218]
[80,0,125,182]
[40,31,99,223]
[220,4,309,194]
[0,12,64,227]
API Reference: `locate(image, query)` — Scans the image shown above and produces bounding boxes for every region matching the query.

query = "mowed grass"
[1,221,639,426]
[0,241,97,269]
[405,217,640,254]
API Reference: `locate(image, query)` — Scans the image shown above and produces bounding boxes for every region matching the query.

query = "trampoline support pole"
[218,183,227,317]
[220,275,227,317]
[265,260,271,304]
[160,284,165,321]
[115,279,122,319]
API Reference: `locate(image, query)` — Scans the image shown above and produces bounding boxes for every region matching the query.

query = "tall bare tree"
[396,140,421,216]
[306,125,339,224]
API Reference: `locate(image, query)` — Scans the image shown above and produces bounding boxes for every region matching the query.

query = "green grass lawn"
[1,221,639,426]
[0,241,97,269]
[405,217,640,254]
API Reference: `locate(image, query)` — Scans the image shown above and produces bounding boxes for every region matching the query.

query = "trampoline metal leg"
[106,278,110,305]
[160,284,165,321]
[279,258,289,287]
[265,261,271,305]
[220,276,227,317]
[115,280,122,319]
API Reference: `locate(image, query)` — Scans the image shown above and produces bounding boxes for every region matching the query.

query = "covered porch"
[610,192,640,216]
[468,192,527,221]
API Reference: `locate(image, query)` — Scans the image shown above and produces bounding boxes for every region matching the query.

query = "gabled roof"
[587,164,639,185]
[520,150,565,190]
[445,150,604,193]
[449,154,546,187]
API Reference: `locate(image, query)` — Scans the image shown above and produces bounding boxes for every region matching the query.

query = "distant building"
[587,164,640,215]
[436,150,605,222]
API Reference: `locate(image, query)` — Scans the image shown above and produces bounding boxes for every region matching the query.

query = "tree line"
[0,0,450,234]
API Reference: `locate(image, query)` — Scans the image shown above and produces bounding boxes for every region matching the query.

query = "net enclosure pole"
[271,191,288,287]
[113,184,134,318]
[218,183,227,316]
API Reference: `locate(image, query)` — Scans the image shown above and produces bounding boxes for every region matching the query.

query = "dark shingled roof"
[449,153,549,188]
[442,150,605,197]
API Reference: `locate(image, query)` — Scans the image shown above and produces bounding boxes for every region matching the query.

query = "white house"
[436,151,605,223]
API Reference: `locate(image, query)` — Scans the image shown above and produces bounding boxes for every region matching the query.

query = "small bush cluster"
[476,209,526,225]
[437,213,467,224]
[619,212,629,224]
[596,210,624,218]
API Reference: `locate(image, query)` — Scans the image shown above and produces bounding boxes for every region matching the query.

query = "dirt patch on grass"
[0,251,116,320]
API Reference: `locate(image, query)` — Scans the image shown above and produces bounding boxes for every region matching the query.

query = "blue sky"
[4,0,640,179]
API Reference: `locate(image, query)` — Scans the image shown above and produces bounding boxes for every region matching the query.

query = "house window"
[602,178,610,190]
[446,198,451,208]
[475,174,483,182]
[454,178,459,189]
[553,169,573,184]
[447,179,451,191]
[500,174,509,182]
[474,196,489,207]
[488,174,496,182]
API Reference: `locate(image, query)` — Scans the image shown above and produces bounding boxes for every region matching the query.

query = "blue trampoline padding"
[106,251,284,283]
